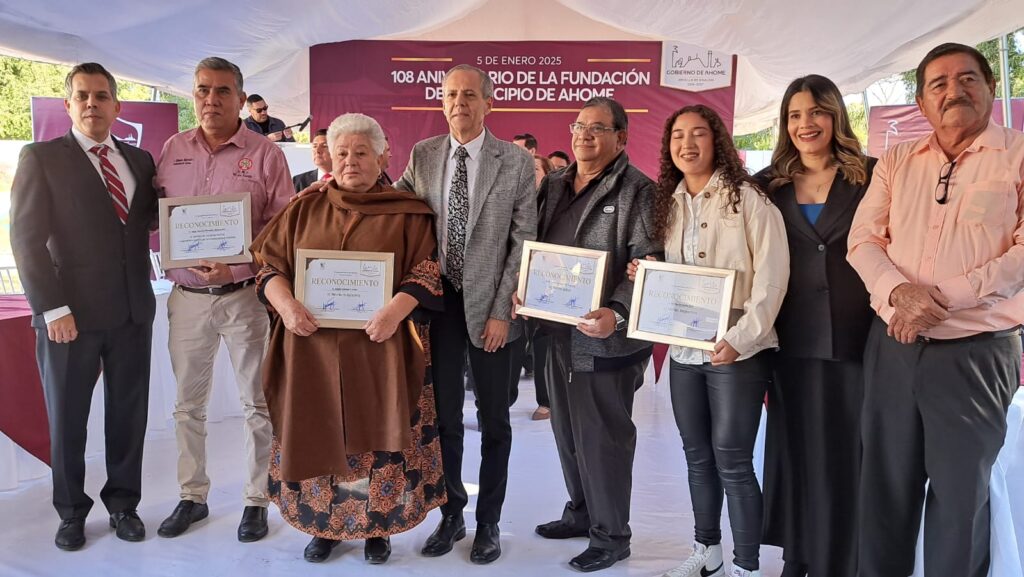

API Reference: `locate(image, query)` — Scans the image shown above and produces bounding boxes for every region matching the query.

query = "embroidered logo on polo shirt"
[238,158,253,171]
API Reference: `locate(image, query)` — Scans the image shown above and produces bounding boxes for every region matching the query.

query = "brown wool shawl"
[251,182,437,481]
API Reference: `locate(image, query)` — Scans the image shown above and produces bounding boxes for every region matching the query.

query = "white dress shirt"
[670,180,713,365]
[45,128,138,324]
[438,130,486,275]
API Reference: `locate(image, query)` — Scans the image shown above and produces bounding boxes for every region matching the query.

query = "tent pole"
[999,34,1012,128]
[860,90,871,153]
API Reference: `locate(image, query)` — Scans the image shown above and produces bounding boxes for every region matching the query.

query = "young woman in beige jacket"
[628,105,789,577]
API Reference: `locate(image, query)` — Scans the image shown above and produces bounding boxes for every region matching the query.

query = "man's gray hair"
[65,62,118,100]
[194,57,244,93]
[326,113,387,155]
[443,64,494,100]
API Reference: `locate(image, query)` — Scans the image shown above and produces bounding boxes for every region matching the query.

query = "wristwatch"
[612,310,627,331]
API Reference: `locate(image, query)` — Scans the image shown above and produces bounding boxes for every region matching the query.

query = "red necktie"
[321,173,332,181]
[89,144,129,224]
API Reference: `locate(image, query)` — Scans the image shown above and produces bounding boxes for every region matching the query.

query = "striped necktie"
[89,144,129,224]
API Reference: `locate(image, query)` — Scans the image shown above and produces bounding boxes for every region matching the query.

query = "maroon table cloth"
[0,295,49,465]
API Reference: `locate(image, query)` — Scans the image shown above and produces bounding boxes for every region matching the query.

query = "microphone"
[284,116,312,132]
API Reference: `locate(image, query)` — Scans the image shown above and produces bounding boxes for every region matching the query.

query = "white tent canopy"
[0,0,1022,134]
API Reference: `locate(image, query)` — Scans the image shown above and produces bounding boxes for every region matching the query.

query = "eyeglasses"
[569,122,618,136]
[253,106,268,113]
[935,160,956,205]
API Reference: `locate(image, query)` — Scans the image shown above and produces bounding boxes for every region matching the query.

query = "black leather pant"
[669,353,770,571]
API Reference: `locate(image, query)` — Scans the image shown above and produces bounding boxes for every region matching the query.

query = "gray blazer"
[396,129,537,348]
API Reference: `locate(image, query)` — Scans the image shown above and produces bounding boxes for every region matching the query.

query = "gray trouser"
[546,334,645,552]
[858,319,1020,577]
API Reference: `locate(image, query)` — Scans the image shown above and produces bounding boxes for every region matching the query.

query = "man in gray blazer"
[11,62,157,551]
[395,63,537,564]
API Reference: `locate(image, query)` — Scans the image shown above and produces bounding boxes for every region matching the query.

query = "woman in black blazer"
[756,75,876,577]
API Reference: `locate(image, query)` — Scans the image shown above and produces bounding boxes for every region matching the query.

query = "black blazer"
[756,159,876,361]
[292,169,317,192]
[10,131,158,331]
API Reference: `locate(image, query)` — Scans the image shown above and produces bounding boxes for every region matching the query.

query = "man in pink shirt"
[848,42,1024,577]
[153,57,292,544]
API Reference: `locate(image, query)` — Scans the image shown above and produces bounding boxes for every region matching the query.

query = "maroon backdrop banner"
[868,99,1024,158]
[310,40,737,178]
[31,97,179,163]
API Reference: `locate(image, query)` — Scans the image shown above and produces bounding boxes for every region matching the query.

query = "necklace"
[796,166,837,203]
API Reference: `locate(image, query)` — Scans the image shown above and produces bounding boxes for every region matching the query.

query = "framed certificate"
[627,260,736,350]
[158,193,253,269]
[515,241,608,326]
[294,249,394,329]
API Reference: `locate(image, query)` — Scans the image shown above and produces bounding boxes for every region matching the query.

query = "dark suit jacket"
[292,169,318,192]
[756,159,877,361]
[10,131,158,331]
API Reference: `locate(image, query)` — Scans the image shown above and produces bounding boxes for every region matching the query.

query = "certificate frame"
[294,249,394,329]
[158,193,253,269]
[515,240,609,326]
[627,260,736,350]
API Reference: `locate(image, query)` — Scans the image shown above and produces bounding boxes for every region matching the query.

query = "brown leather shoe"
[531,406,551,420]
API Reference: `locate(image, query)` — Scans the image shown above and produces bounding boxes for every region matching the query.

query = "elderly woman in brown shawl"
[250,113,444,565]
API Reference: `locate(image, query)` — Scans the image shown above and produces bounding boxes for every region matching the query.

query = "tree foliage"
[0,57,67,140]
[0,56,196,140]
[733,99,870,152]
[733,126,777,151]
[900,33,1024,98]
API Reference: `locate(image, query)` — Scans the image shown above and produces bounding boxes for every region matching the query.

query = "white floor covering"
[2,367,1022,577]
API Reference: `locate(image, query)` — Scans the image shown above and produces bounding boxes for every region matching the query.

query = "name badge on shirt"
[603,205,615,214]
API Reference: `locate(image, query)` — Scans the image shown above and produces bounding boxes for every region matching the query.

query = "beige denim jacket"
[665,171,790,358]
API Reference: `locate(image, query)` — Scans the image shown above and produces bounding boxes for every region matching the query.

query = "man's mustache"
[943,98,971,112]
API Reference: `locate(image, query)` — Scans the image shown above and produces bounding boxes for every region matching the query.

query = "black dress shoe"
[304,536,341,563]
[568,546,631,573]
[55,518,86,551]
[237,506,268,542]
[470,523,501,564]
[109,510,145,542]
[781,561,809,577]
[420,514,466,557]
[535,519,589,539]
[364,536,391,564]
[158,500,209,538]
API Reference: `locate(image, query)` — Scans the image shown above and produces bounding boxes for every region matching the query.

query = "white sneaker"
[727,567,761,577]
[662,542,724,577]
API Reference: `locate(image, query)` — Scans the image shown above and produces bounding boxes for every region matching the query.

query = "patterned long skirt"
[268,355,445,539]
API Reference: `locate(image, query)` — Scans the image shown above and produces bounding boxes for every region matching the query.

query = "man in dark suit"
[292,128,331,192]
[395,63,537,564]
[10,62,157,551]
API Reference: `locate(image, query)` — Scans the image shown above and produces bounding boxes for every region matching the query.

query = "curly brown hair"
[654,104,765,243]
